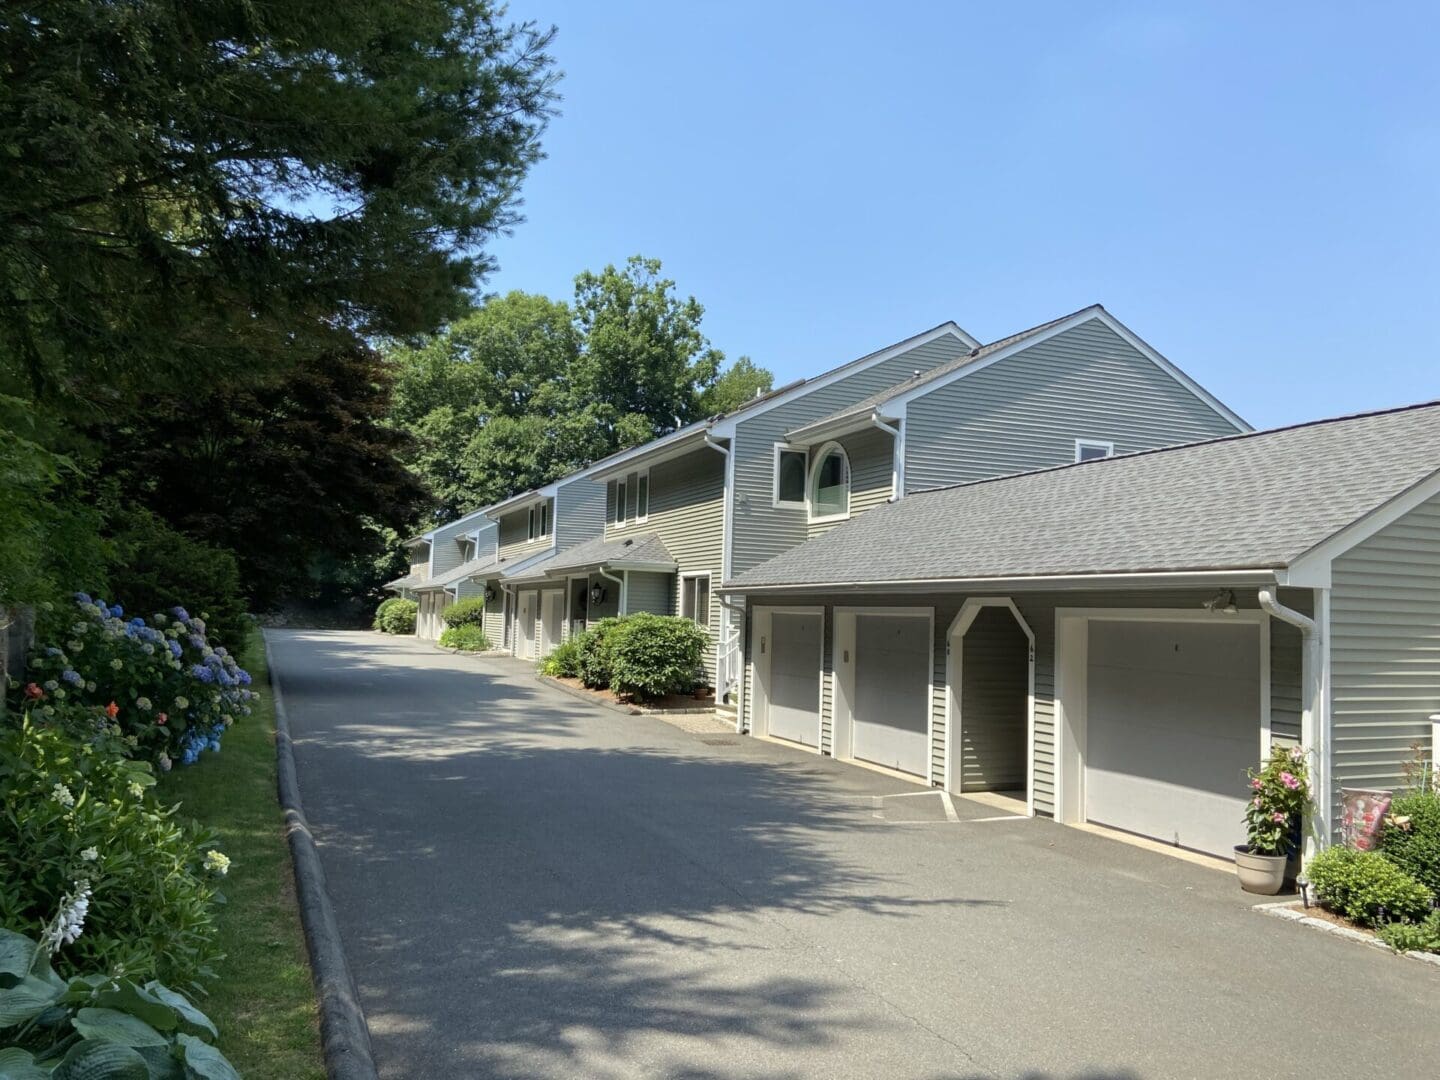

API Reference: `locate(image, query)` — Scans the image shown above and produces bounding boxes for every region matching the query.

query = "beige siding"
[730,335,972,575]
[1330,492,1440,801]
[905,318,1242,492]
[497,506,552,564]
[806,426,894,539]
[625,571,675,616]
[480,578,506,647]
[606,449,726,682]
[744,587,1300,816]
[959,606,1030,791]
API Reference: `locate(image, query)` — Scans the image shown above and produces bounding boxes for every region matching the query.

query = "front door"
[540,589,564,656]
[517,591,536,658]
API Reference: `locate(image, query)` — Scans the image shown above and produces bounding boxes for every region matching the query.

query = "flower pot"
[1234,846,1288,895]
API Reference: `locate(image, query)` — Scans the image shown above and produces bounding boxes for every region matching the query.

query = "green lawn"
[160,631,326,1079]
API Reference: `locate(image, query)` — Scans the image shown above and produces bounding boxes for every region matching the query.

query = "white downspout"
[703,430,736,705]
[1258,586,1328,858]
[595,567,623,619]
[870,412,903,500]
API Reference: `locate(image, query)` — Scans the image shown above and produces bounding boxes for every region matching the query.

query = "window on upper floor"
[809,442,850,522]
[680,573,711,628]
[614,470,649,526]
[613,476,627,526]
[774,445,807,507]
[527,499,551,540]
[1075,439,1115,463]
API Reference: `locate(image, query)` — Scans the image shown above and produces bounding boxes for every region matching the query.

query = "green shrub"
[438,624,490,651]
[540,635,585,678]
[442,595,487,628]
[1378,789,1440,895]
[0,926,239,1076]
[1306,845,1433,927]
[1377,910,1440,954]
[373,596,403,630]
[0,720,226,988]
[104,509,249,652]
[375,597,417,635]
[577,617,622,689]
[606,613,708,702]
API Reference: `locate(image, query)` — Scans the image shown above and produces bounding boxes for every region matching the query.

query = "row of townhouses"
[386,304,1440,860]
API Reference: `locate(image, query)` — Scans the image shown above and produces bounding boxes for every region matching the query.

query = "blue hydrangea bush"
[24,594,256,769]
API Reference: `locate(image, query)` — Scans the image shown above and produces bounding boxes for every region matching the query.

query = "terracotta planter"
[1234,846,1288,895]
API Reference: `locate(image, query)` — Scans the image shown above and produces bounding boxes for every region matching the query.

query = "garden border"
[1254,900,1440,968]
[266,632,380,1080]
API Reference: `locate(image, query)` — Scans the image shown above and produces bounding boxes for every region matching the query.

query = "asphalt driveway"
[269,629,1438,1080]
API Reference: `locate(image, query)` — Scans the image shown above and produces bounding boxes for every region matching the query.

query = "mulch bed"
[549,676,714,712]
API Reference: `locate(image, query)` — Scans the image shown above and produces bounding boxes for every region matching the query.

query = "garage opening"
[835,609,934,780]
[949,601,1033,804]
[757,608,822,748]
[1056,611,1267,859]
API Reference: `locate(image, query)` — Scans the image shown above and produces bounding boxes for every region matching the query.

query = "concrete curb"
[537,673,641,715]
[1254,900,1440,968]
[264,633,380,1080]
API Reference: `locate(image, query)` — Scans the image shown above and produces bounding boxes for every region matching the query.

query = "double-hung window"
[614,470,649,526]
[527,499,551,540]
[680,573,711,628]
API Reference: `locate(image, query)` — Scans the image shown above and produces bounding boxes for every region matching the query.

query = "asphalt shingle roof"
[728,401,1440,590]
[787,307,1098,439]
[414,554,501,591]
[519,533,676,580]
[382,571,425,591]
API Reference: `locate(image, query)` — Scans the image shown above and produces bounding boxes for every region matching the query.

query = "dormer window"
[808,442,850,523]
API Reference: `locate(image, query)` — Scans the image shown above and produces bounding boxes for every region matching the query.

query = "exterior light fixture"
[590,585,608,605]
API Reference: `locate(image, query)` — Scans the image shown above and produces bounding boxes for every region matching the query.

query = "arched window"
[809,442,850,522]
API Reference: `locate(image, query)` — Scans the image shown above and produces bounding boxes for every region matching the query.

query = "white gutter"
[719,568,1279,595]
[1258,586,1329,859]
[870,412,903,500]
[595,567,624,614]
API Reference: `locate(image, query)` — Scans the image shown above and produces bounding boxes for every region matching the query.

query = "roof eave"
[719,567,1282,595]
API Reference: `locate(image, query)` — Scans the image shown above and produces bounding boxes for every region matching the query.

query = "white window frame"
[679,571,712,630]
[613,476,628,527]
[807,440,851,524]
[772,442,808,508]
[634,469,650,524]
[528,499,552,541]
[1074,438,1115,463]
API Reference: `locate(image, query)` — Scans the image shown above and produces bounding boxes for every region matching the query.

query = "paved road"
[270,630,1439,1080]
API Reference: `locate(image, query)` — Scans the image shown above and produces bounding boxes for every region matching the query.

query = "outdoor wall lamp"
[590,585,607,605]
[483,586,497,602]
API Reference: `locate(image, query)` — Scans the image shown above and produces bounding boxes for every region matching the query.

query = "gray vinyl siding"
[496,506,553,563]
[625,571,675,616]
[556,481,606,550]
[730,334,972,575]
[606,449,726,682]
[1269,588,1312,748]
[904,318,1242,492]
[742,587,1300,817]
[807,426,894,538]
[959,606,1030,791]
[1330,492,1440,802]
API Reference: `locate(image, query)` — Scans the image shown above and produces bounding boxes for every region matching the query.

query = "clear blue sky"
[483,1,1439,430]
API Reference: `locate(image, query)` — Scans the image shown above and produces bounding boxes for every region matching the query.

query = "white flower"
[135,697,152,711]
[85,681,95,692]
[67,640,84,653]
[202,850,230,876]
[43,679,58,691]
[53,687,66,700]
[173,696,189,710]
[39,880,92,954]
[158,753,172,772]
[142,644,155,655]
[80,847,99,862]
[110,659,123,671]
[51,783,75,808]
[127,781,145,799]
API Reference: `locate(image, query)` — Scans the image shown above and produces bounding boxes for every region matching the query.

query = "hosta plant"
[0,926,239,1079]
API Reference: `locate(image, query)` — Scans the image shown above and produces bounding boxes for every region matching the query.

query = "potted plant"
[1235,745,1311,894]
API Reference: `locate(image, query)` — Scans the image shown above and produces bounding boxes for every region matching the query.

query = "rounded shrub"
[1306,845,1433,927]
[606,613,708,702]
[439,624,490,651]
[540,635,585,678]
[577,617,622,689]
[0,719,226,987]
[442,596,487,628]
[1378,789,1440,895]
[375,597,417,635]
[1378,910,1440,954]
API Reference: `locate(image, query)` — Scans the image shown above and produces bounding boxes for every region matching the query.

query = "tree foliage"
[700,355,775,415]
[390,256,771,518]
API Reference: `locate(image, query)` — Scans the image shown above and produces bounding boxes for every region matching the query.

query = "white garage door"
[1085,620,1260,858]
[766,612,821,747]
[853,614,931,777]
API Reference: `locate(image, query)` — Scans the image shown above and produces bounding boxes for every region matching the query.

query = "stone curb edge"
[1254,900,1440,968]
[264,632,380,1080]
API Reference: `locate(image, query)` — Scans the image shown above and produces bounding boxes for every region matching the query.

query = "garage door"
[1085,620,1260,857]
[766,611,821,747]
[853,614,930,777]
